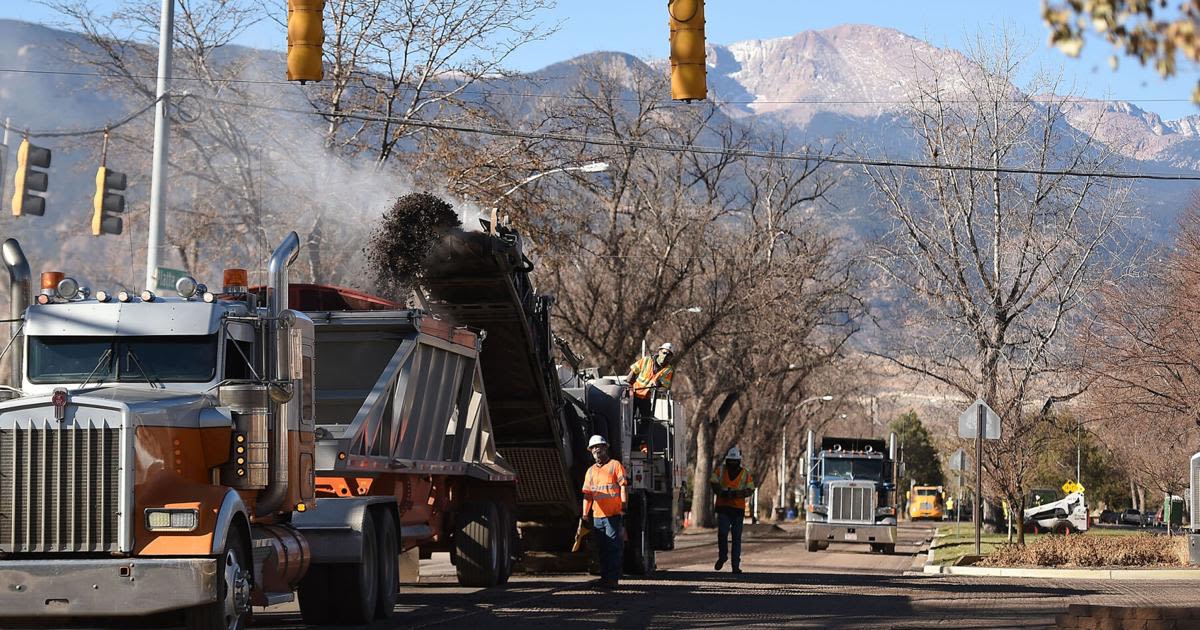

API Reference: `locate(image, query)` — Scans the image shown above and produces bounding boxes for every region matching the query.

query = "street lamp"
[640,306,702,356]
[487,161,610,234]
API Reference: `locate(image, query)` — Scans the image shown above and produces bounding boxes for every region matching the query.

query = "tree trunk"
[1015,495,1026,545]
[691,414,715,528]
[1130,477,1138,512]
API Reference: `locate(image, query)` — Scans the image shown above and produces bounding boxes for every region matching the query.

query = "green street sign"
[155,266,188,292]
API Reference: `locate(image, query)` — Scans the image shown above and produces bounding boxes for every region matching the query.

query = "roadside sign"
[155,266,188,292]
[949,448,969,471]
[958,399,1001,440]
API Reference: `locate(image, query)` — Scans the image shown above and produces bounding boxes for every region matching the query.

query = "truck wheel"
[455,502,502,587]
[298,564,338,626]
[496,505,517,585]
[185,529,252,630]
[333,510,380,624]
[374,510,399,619]
[880,544,896,554]
[806,538,819,552]
[624,501,655,576]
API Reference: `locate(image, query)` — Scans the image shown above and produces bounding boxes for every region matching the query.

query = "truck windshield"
[27,335,218,384]
[916,488,938,496]
[823,458,885,481]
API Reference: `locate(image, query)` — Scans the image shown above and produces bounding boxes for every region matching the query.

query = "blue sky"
[3,0,1199,119]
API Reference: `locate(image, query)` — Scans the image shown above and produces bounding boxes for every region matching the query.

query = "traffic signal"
[91,166,126,236]
[11,138,50,217]
[668,0,707,101]
[287,0,325,83]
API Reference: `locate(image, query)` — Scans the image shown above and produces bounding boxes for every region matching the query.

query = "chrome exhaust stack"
[256,231,300,516]
[2,239,30,391]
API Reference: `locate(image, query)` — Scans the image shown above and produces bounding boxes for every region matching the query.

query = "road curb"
[922,564,1200,579]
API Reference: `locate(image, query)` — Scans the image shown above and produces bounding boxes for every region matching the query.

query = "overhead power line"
[8,94,172,139]
[1,65,1197,107]
[194,94,1200,182]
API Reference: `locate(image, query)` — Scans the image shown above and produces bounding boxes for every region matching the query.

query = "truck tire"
[455,502,502,587]
[297,564,338,626]
[806,538,819,552]
[184,528,252,630]
[374,510,399,619]
[624,498,655,576]
[336,510,380,624]
[496,505,517,585]
[299,512,383,625]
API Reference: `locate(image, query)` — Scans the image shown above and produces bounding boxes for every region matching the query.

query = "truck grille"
[0,423,122,553]
[830,483,876,523]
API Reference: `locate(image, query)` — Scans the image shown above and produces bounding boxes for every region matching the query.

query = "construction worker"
[582,434,628,588]
[627,342,675,420]
[710,446,755,574]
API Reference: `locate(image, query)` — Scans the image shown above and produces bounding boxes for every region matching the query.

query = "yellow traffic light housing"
[287,0,325,83]
[668,0,707,101]
[11,138,50,217]
[92,166,127,236]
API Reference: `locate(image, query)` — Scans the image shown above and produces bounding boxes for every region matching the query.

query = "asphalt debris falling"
[365,192,462,301]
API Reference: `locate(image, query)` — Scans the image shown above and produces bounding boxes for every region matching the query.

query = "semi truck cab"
[803,432,899,553]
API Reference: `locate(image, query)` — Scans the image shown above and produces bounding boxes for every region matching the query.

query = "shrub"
[980,534,1181,567]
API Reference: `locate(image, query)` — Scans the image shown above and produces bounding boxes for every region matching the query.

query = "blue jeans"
[717,508,744,568]
[593,515,623,582]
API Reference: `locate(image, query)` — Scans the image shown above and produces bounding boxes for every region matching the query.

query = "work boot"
[714,558,725,571]
[732,566,743,575]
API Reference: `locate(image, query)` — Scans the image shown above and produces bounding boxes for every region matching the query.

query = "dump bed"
[289,285,512,481]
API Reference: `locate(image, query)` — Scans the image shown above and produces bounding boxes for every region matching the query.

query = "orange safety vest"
[629,356,674,399]
[583,459,628,517]
[711,465,754,511]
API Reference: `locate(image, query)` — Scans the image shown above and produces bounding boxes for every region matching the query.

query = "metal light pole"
[145,0,175,290]
[780,394,833,516]
[488,161,609,234]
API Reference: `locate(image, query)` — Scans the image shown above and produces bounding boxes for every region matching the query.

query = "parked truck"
[907,485,946,521]
[0,234,521,628]
[803,432,899,553]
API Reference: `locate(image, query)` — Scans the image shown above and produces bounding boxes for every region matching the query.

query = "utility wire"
[194,94,1200,182]
[1,65,1197,107]
[14,93,170,139]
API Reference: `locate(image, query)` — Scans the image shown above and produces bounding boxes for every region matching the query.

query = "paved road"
[247,522,1200,629]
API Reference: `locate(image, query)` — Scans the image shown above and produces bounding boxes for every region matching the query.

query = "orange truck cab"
[907,485,946,521]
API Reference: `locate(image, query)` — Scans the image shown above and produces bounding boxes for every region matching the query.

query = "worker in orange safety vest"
[709,446,755,574]
[627,342,675,421]
[582,434,628,588]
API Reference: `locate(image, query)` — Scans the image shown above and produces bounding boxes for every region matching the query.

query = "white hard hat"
[725,446,742,460]
[588,435,608,448]
[659,342,674,353]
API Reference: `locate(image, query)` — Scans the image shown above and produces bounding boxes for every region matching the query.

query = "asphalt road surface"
[247,522,1200,629]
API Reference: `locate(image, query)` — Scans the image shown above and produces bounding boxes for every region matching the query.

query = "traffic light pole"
[145,0,174,291]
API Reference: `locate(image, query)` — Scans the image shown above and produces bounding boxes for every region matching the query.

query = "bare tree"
[1082,200,1200,501]
[864,34,1132,543]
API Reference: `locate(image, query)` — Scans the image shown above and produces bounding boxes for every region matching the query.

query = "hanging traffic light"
[11,138,50,217]
[668,0,707,101]
[91,166,126,236]
[287,0,325,83]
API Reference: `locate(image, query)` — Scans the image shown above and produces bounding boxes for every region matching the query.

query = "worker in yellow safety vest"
[709,446,755,574]
[582,434,628,589]
[627,342,675,421]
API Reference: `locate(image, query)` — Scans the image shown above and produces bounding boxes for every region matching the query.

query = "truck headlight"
[145,508,200,532]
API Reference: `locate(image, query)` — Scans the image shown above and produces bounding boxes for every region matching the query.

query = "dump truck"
[907,485,946,521]
[803,432,899,553]
[0,234,520,628]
